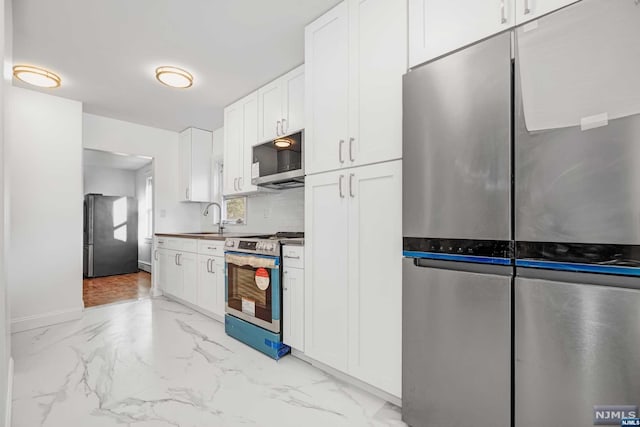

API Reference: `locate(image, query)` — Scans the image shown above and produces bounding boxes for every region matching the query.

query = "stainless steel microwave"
[251,131,303,189]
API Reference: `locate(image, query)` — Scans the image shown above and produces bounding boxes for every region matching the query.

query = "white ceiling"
[83,149,152,171]
[12,0,341,132]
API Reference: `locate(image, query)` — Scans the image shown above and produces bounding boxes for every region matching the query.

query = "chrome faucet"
[202,202,224,234]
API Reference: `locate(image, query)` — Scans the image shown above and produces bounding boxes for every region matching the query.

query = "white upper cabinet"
[409,0,581,68]
[257,80,283,143]
[223,92,258,196]
[305,0,406,175]
[258,65,305,143]
[305,2,350,175]
[179,127,213,202]
[409,0,514,67]
[281,65,305,136]
[348,0,406,168]
[515,0,579,24]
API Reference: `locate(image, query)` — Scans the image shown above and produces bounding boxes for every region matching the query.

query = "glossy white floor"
[11,297,406,427]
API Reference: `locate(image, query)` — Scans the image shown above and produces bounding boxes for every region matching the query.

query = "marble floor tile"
[12,297,406,427]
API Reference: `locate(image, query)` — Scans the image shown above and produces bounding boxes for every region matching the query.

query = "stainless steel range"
[223,232,303,360]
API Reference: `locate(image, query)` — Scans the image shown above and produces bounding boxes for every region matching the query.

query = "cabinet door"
[347,160,403,397]
[189,128,213,202]
[409,0,514,68]
[281,65,305,136]
[197,255,216,312]
[305,2,350,175]
[214,256,226,318]
[304,169,349,371]
[223,103,243,196]
[348,0,406,167]
[180,252,198,304]
[283,266,305,351]
[257,80,283,143]
[178,129,192,201]
[515,0,579,24]
[162,250,181,297]
[240,92,258,193]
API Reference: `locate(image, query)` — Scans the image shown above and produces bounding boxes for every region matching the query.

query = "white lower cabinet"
[196,254,226,318]
[283,246,305,352]
[305,160,402,397]
[156,238,226,321]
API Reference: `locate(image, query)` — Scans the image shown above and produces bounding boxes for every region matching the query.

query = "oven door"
[225,252,281,333]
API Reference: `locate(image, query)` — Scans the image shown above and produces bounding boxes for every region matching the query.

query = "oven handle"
[225,253,279,269]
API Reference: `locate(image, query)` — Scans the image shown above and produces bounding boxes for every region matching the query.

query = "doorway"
[82,149,154,308]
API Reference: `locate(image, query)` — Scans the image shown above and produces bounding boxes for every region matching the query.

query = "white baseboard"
[11,307,83,333]
[138,261,152,273]
[291,349,402,407]
[5,357,13,427]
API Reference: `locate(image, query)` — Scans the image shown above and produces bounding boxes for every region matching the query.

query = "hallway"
[83,271,151,308]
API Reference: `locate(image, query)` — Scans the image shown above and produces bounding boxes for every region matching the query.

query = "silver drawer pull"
[284,255,300,259]
[207,247,218,250]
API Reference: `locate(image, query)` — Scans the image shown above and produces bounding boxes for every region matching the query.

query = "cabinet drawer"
[156,237,198,253]
[198,240,225,256]
[282,245,304,268]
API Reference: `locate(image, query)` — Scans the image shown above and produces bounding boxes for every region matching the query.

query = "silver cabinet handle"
[339,140,345,164]
[154,250,158,261]
[284,255,300,260]
[349,137,355,162]
[175,254,179,265]
[207,246,218,251]
[349,173,355,198]
[501,0,507,23]
[207,258,212,273]
[339,175,345,198]
[276,120,281,136]
[524,0,531,14]
[238,177,242,191]
[177,254,182,266]
[282,118,288,134]
[233,178,238,192]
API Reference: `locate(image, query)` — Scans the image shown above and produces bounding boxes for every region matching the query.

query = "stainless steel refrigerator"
[402,32,513,427]
[403,1,640,427]
[83,194,139,278]
[514,1,640,426]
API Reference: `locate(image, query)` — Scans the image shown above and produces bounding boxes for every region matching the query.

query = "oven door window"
[226,255,279,325]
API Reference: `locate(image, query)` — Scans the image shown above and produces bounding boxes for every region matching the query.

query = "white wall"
[83,113,202,234]
[7,87,84,332]
[135,164,153,269]
[0,0,13,422]
[83,166,136,197]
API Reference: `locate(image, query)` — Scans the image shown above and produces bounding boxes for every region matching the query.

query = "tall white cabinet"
[223,92,258,196]
[304,0,405,398]
[305,161,402,397]
[408,0,580,68]
[305,0,405,175]
[179,127,213,202]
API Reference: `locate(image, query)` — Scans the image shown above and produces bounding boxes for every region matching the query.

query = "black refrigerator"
[83,194,139,278]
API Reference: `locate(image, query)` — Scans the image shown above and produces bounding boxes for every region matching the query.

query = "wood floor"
[83,271,152,308]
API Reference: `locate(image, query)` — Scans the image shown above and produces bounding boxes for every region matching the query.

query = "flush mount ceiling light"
[155,66,193,88]
[13,65,61,88]
[274,137,293,148]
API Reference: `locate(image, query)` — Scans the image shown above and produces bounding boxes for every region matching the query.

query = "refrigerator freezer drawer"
[403,32,512,241]
[516,276,640,427]
[402,258,511,427]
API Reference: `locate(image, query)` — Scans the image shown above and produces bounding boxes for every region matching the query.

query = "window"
[145,176,153,238]
[224,197,247,225]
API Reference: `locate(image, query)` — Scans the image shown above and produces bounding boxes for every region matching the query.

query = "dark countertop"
[281,238,305,246]
[155,232,258,241]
